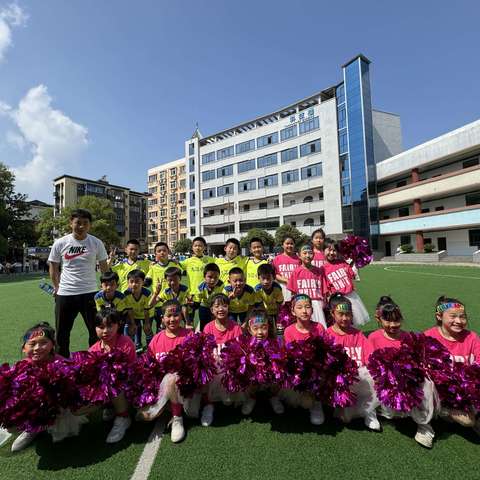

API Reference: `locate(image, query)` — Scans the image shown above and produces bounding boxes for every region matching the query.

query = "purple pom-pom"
[338,235,373,269]
[277,302,294,330]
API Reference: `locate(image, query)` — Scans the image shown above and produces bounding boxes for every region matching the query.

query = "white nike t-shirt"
[48,233,108,296]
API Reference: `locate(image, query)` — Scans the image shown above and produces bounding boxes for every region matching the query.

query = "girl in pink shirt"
[311,228,326,268]
[325,294,379,431]
[287,243,326,327]
[201,294,243,427]
[272,235,301,302]
[322,238,369,327]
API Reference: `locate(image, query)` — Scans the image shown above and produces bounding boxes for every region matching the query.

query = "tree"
[275,224,310,248]
[173,238,192,254]
[36,207,67,246]
[239,228,275,251]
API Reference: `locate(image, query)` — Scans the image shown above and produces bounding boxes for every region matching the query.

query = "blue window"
[282,170,299,184]
[189,191,195,204]
[336,83,345,105]
[339,131,348,154]
[188,143,195,155]
[202,188,216,200]
[190,209,196,223]
[257,132,278,148]
[299,116,319,134]
[301,163,322,180]
[337,106,346,129]
[280,147,298,163]
[217,164,233,177]
[217,145,234,160]
[202,169,215,182]
[257,153,277,168]
[280,125,297,141]
[258,174,278,188]
[237,158,256,173]
[201,152,215,164]
[235,139,255,155]
[217,184,234,196]
[189,156,195,172]
[300,139,321,157]
[189,175,195,189]
[238,179,256,192]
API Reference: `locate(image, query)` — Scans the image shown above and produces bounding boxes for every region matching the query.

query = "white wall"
[372,110,403,163]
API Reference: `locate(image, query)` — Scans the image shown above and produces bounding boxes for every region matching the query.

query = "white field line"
[383,266,480,280]
[130,418,166,480]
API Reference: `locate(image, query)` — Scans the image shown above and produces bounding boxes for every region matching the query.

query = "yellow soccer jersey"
[112,259,151,293]
[254,282,284,315]
[180,255,214,292]
[94,290,126,312]
[154,284,190,308]
[216,255,247,284]
[245,258,269,288]
[222,284,261,314]
[123,287,152,320]
[193,280,224,308]
[146,261,185,293]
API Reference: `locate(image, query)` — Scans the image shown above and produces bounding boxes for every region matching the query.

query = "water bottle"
[39,278,55,296]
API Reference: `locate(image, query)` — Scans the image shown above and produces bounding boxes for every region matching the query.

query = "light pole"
[22,242,27,273]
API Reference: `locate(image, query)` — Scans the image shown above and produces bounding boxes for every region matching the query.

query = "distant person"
[48,208,108,357]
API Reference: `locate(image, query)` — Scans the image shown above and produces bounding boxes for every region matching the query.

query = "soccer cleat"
[11,431,38,452]
[102,408,115,422]
[414,424,435,448]
[106,416,131,443]
[269,396,285,415]
[200,404,214,427]
[170,416,185,443]
[364,411,381,431]
[241,398,256,416]
[309,401,325,426]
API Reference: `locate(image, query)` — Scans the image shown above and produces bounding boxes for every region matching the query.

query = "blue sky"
[0,0,479,201]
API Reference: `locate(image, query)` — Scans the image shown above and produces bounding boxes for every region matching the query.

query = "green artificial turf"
[0,265,479,480]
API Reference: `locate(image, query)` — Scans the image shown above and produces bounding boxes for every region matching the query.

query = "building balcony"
[203,233,235,244]
[202,213,235,226]
[238,207,280,222]
[281,200,324,217]
[379,204,480,235]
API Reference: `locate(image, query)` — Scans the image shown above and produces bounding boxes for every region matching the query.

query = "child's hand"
[155,280,162,296]
[186,295,194,305]
[228,290,236,299]
[128,322,136,337]
[108,247,117,262]
[185,323,194,330]
[144,321,153,336]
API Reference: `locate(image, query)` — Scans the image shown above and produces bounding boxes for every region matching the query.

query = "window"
[189,143,195,155]
[291,221,296,227]
[201,170,215,182]
[463,157,479,169]
[189,157,195,172]
[179,179,186,189]
[300,139,321,157]
[396,180,407,188]
[201,152,216,164]
[237,158,256,173]
[190,209,196,223]
[258,174,278,188]
[170,181,176,189]
[217,184,234,196]
[259,202,267,209]
[274,199,279,208]
[336,83,345,104]
[301,162,322,180]
[202,188,216,200]
[299,116,319,134]
[435,206,444,211]
[421,208,430,214]
[339,131,348,154]
[281,147,298,163]
[289,199,296,206]
[280,125,297,141]
[318,190,324,200]
[217,145,234,160]
[148,198,158,206]
[469,229,480,247]
[303,196,313,203]
[179,165,185,174]
[235,139,255,155]
[148,186,157,194]
[189,191,195,204]
[399,207,410,217]
[304,218,314,226]
[320,211,325,224]
[257,132,278,148]
[466,191,480,206]
[148,174,157,183]
[170,168,177,175]
[400,235,411,245]
[242,204,250,212]
[217,165,233,177]
[238,179,256,192]
[257,153,277,168]
[281,170,299,184]
[337,106,346,129]
[189,175,195,189]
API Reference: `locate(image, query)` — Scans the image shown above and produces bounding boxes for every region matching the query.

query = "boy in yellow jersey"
[223,267,261,325]
[193,263,224,330]
[245,237,269,288]
[149,267,193,327]
[216,238,247,284]
[94,270,127,314]
[123,269,153,351]
[108,239,151,292]
[254,263,283,334]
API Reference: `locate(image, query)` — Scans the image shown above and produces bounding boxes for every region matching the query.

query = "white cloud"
[1,85,88,200]
[5,129,26,150]
[0,3,27,62]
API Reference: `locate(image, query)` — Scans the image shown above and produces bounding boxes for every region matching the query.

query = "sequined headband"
[249,314,268,326]
[299,244,313,252]
[292,294,312,304]
[436,302,464,313]
[23,329,46,343]
[334,303,352,313]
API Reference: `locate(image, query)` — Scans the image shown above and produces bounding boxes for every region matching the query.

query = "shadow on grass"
[0,273,45,284]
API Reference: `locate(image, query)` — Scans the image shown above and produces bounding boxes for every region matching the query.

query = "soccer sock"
[171,403,183,417]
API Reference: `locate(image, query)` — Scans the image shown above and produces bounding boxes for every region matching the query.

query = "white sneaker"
[241,398,256,416]
[269,396,285,415]
[11,431,38,452]
[102,408,115,422]
[364,411,381,431]
[170,416,185,443]
[309,401,325,426]
[106,416,131,443]
[200,404,214,427]
[415,424,434,448]
[0,428,12,448]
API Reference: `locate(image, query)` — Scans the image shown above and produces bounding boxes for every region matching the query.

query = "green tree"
[240,228,275,251]
[275,224,310,248]
[35,207,67,246]
[173,238,192,254]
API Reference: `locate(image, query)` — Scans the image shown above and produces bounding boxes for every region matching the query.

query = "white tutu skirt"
[207,373,246,404]
[345,291,370,327]
[280,283,292,302]
[279,389,315,410]
[311,300,327,328]
[48,408,88,443]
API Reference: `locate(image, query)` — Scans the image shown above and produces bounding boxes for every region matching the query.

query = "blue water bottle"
[39,278,55,296]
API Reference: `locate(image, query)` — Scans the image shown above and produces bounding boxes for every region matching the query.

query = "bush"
[400,244,413,253]
[423,243,435,253]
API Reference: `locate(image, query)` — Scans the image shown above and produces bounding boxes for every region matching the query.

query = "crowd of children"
[2,229,479,453]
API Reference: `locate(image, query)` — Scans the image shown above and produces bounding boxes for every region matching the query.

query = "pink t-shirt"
[424,327,480,365]
[272,253,301,281]
[89,334,136,363]
[368,329,409,352]
[148,328,193,360]
[284,322,325,344]
[326,326,370,366]
[287,265,325,300]
[312,250,325,268]
[323,260,355,295]
[204,320,243,348]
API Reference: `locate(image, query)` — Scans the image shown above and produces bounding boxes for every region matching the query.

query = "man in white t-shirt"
[48,208,108,357]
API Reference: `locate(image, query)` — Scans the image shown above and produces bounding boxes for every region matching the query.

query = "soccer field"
[0,264,479,480]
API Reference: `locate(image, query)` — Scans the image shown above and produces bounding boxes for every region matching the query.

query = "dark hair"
[192,236,207,246]
[126,239,140,246]
[282,235,295,244]
[154,242,170,252]
[225,238,240,248]
[204,262,220,276]
[164,266,182,279]
[322,237,338,251]
[209,293,230,307]
[127,269,146,281]
[435,295,465,325]
[94,308,123,327]
[70,208,92,222]
[100,270,119,284]
[249,237,263,247]
[375,296,403,323]
[328,293,352,312]
[376,295,395,308]
[22,322,55,347]
[257,263,275,277]
[311,228,326,240]
[161,299,183,316]
[246,310,276,339]
[228,267,244,277]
